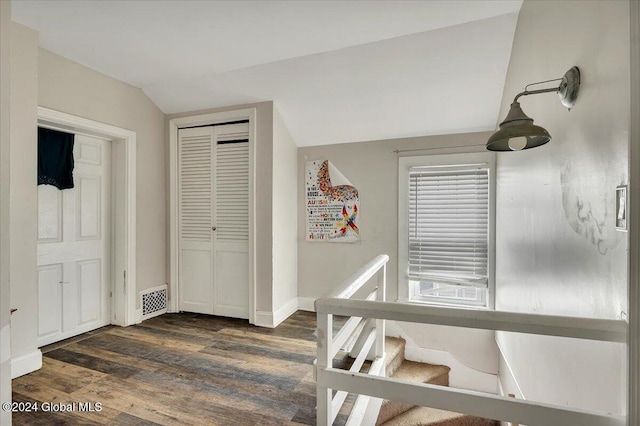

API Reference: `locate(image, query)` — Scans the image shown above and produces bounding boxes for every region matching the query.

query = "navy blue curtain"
[38,127,75,190]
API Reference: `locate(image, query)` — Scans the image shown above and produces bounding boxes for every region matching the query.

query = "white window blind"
[408,164,489,289]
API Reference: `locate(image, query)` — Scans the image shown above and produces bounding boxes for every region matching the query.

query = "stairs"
[375,337,498,426]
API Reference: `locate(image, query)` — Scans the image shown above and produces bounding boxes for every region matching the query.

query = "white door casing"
[178,123,250,318]
[37,107,137,328]
[37,134,111,346]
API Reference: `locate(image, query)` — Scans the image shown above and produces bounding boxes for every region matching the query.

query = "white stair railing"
[315,254,389,425]
[316,254,627,426]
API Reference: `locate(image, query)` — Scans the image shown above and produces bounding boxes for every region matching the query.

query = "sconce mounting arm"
[512,66,581,110]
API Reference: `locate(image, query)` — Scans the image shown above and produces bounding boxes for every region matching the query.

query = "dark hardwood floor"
[11,311,351,425]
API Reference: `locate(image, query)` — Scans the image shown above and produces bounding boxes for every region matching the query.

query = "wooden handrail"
[316,255,389,425]
[316,254,627,425]
[320,254,389,300]
[315,298,627,343]
[317,368,625,426]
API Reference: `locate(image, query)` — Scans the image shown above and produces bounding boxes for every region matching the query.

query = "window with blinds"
[408,163,489,306]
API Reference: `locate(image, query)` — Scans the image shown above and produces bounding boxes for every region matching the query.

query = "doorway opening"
[36,107,137,344]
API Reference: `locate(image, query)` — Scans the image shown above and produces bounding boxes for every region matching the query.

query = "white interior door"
[178,123,250,318]
[178,126,214,314]
[37,134,111,347]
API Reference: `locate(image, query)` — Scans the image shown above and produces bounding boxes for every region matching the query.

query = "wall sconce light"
[486,67,580,151]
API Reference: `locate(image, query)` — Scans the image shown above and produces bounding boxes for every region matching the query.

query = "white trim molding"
[497,343,525,426]
[298,297,317,312]
[254,311,274,328]
[11,349,42,379]
[397,152,496,308]
[0,324,9,365]
[496,338,525,399]
[629,1,640,424]
[255,298,299,328]
[37,107,137,327]
[274,298,299,327]
[169,108,257,324]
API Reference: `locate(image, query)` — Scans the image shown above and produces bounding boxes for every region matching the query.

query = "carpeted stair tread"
[376,360,450,424]
[380,406,499,426]
[385,337,406,377]
[392,360,450,386]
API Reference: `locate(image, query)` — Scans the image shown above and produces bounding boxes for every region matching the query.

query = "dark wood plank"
[13,357,106,394]
[199,338,316,364]
[11,392,104,426]
[46,348,141,379]
[76,333,304,391]
[11,311,352,425]
[106,412,162,426]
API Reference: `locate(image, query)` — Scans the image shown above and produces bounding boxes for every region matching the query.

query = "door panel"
[37,186,62,243]
[76,175,101,240]
[213,125,250,319]
[78,258,102,325]
[180,245,213,314]
[178,124,250,319]
[36,134,111,347]
[178,127,214,314]
[214,243,249,318]
[36,264,63,340]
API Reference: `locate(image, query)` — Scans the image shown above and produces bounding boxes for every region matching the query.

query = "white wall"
[167,102,275,313]
[495,0,629,415]
[297,132,499,374]
[7,27,166,376]
[9,22,40,376]
[0,1,12,424]
[297,132,492,301]
[38,49,167,299]
[271,106,298,323]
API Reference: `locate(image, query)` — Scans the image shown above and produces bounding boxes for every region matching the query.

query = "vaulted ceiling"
[12,0,522,146]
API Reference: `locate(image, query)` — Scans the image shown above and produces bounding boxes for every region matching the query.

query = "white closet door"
[177,124,250,318]
[178,127,214,314]
[37,134,111,347]
[213,123,250,319]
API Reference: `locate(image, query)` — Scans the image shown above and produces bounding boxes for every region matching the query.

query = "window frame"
[398,152,496,309]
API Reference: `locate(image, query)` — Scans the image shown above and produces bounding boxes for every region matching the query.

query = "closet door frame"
[169,108,256,324]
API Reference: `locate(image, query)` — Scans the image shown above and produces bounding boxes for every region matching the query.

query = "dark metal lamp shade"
[486,67,580,152]
[486,102,551,151]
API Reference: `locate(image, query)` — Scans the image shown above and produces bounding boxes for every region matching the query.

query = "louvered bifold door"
[178,127,215,314]
[212,123,250,319]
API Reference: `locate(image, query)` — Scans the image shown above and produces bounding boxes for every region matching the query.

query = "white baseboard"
[0,324,10,364]
[11,349,42,379]
[254,311,273,328]
[255,298,300,328]
[273,298,299,327]
[297,296,316,312]
[496,337,525,399]
[496,337,525,426]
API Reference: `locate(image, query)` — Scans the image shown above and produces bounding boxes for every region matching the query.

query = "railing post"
[317,311,333,425]
[375,263,386,364]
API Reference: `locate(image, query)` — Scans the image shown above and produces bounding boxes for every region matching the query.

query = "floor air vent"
[141,285,168,320]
